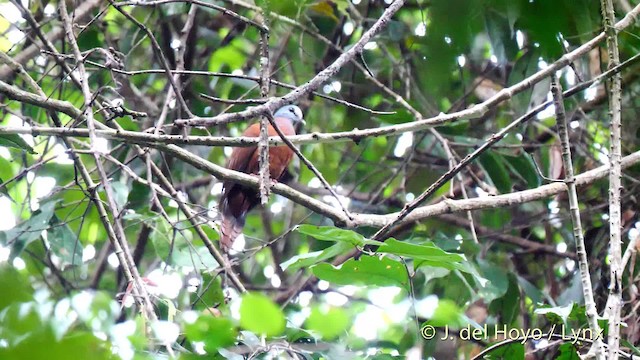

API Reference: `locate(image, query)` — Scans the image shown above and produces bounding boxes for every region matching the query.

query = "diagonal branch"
[59,1,164,346]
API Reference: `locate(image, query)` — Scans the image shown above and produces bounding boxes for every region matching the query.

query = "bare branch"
[551,75,604,359]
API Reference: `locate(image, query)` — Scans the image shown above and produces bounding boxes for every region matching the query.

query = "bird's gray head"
[274,105,304,125]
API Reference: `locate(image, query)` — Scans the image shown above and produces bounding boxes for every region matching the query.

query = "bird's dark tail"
[220,214,244,252]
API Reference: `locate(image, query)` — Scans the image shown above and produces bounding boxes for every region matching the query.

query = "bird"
[218,105,304,252]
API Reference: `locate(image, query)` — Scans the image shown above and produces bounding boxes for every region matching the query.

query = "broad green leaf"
[5,200,58,260]
[484,342,524,359]
[126,181,151,210]
[111,182,130,211]
[386,20,407,42]
[516,275,548,305]
[0,175,12,200]
[281,241,352,271]
[535,303,574,323]
[508,48,542,116]
[0,156,15,185]
[489,275,520,325]
[305,306,350,339]
[0,133,36,154]
[426,299,465,327]
[296,225,383,247]
[504,153,541,188]
[484,10,517,64]
[476,260,509,303]
[76,27,102,51]
[184,315,237,352]
[417,267,450,284]
[0,265,33,311]
[378,239,466,263]
[193,274,225,312]
[150,219,211,268]
[480,208,512,229]
[48,215,83,267]
[312,255,409,290]
[239,293,285,336]
[378,239,482,281]
[478,151,511,194]
[172,245,218,270]
[556,343,580,360]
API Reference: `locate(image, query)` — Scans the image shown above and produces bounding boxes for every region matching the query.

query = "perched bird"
[219,105,304,252]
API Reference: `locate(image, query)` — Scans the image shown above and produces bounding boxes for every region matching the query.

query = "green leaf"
[504,153,541,188]
[281,241,352,272]
[305,306,350,339]
[489,275,520,325]
[484,342,524,359]
[193,274,225,312]
[239,293,285,336]
[48,215,83,267]
[111,182,130,211]
[516,275,548,305]
[509,48,542,116]
[476,260,509,303]
[386,20,407,42]
[535,303,574,323]
[484,10,517,64]
[377,239,482,281]
[378,238,466,263]
[296,225,383,247]
[0,175,12,200]
[0,133,36,154]
[0,156,15,185]
[150,219,213,269]
[0,265,33,312]
[5,200,58,260]
[126,181,151,210]
[426,299,464,327]
[312,255,409,290]
[556,343,580,360]
[479,151,512,194]
[184,315,237,352]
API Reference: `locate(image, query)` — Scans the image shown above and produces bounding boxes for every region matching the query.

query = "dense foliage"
[0,0,639,359]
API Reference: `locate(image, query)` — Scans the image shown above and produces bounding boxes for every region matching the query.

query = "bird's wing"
[225,123,260,174]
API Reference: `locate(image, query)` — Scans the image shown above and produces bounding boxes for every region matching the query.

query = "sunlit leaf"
[281,241,352,272]
[239,293,285,336]
[312,255,409,290]
[378,238,466,263]
[535,303,574,323]
[0,265,33,311]
[305,306,350,339]
[184,314,237,352]
[5,200,58,260]
[0,133,36,154]
[296,225,383,247]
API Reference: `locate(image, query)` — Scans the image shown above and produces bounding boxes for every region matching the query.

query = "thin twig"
[174,0,407,127]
